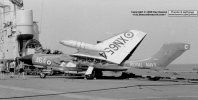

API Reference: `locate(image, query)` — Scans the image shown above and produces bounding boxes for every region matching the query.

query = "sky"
[23,0,198,64]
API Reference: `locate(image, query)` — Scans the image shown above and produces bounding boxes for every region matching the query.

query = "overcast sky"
[24,0,198,64]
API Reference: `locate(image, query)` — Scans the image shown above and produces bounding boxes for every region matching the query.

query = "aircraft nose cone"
[18,54,33,65]
[59,40,64,45]
[59,40,67,45]
[59,40,73,46]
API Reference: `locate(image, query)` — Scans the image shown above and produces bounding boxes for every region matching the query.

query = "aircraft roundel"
[184,44,189,50]
[46,60,52,65]
[124,32,134,38]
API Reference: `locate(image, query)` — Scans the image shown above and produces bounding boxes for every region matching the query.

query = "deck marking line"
[0,84,116,100]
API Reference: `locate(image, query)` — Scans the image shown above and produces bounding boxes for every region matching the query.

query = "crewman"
[0,61,6,80]
[17,61,26,79]
[9,61,16,78]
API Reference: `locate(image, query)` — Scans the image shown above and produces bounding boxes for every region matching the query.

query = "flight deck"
[0,75,197,100]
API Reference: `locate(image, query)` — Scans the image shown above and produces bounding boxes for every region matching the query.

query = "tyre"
[39,73,46,78]
[84,74,95,80]
[120,72,130,79]
[147,76,160,81]
[95,71,102,79]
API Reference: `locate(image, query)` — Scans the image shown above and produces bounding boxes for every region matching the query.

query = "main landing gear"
[84,70,103,80]
[39,72,47,78]
[147,76,161,81]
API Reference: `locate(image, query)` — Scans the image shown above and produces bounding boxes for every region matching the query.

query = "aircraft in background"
[19,30,147,79]
[59,30,147,64]
[97,43,190,80]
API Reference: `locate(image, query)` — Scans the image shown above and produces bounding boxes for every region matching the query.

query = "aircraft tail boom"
[127,43,190,69]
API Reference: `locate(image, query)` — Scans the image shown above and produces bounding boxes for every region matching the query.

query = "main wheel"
[84,74,95,80]
[120,72,130,79]
[147,76,161,81]
[84,71,95,80]
[39,73,46,78]
[95,70,103,79]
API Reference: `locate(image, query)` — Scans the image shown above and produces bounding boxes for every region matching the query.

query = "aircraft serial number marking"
[35,57,52,65]
[100,32,134,59]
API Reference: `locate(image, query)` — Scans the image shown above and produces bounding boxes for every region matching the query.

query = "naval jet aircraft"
[19,30,147,79]
[96,43,190,80]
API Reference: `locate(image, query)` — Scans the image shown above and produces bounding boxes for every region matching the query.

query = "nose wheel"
[39,72,46,78]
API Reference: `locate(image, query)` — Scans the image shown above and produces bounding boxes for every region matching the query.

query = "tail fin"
[97,30,147,64]
[132,43,190,68]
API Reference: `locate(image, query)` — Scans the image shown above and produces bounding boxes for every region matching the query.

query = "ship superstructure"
[0,0,42,61]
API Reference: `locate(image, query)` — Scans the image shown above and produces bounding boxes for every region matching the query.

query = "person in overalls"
[0,61,6,80]
[9,61,16,78]
[17,61,26,79]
